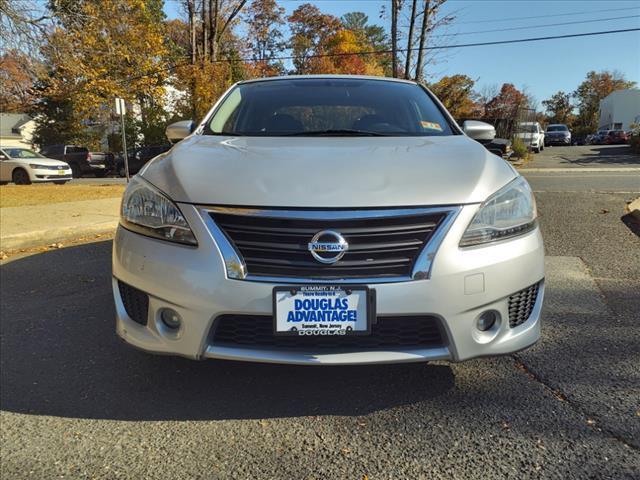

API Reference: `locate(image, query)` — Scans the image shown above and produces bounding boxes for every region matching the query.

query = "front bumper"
[113,203,545,365]
[30,167,72,182]
[546,137,571,145]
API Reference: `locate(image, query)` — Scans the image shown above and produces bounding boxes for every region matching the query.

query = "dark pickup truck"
[40,145,114,178]
[115,144,171,176]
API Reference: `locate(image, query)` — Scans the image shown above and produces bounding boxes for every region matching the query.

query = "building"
[599,89,640,131]
[0,113,36,147]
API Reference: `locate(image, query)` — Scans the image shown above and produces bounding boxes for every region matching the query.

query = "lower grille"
[508,283,540,328]
[210,315,444,350]
[118,281,149,326]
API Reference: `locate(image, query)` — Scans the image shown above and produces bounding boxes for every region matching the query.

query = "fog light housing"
[477,311,497,331]
[161,308,182,329]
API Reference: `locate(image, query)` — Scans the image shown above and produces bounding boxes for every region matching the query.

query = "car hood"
[140,135,517,208]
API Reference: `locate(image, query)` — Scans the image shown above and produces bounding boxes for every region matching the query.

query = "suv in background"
[544,124,571,146]
[40,145,114,178]
[516,122,545,153]
[115,145,171,177]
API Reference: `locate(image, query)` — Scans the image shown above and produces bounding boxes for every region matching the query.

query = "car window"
[547,125,568,132]
[67,146,88,154]
[3,148,44,159]
[206,79,455,137]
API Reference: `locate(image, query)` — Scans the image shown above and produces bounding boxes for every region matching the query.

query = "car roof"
[238,74,418,86]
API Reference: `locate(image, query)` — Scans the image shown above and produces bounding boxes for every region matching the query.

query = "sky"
[164,0,640,106]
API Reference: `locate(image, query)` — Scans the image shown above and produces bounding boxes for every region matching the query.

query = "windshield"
[547,125,568,132]
[205,78,455,137]
[3,148,44,159]
[517,124,537,133]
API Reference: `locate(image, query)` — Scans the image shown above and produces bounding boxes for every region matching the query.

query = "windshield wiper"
[280,129,392,137]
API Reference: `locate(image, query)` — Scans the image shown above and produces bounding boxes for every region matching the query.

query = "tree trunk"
[391,0,398,78]
[210,0,219,62]
[188,0,196,64]
[415,0,430,82]
[201,0,208,62]
[404,0,418,79]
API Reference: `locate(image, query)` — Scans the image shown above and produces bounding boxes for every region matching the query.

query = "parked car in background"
[516,122,545,153]
[604,130,629,145]
[593,130,611,145]
[40,144,114,178]
[0,146,72,185]
[115,144,171,177]
[544,124,571,146]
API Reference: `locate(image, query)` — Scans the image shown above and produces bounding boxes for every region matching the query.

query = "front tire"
[12,168,31,185]
[94,171,108,178]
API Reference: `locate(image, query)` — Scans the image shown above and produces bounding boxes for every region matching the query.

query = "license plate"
[58,169,65,175]
[273,286,372,336]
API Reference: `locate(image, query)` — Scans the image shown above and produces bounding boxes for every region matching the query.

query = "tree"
[36,0,169,146]
[572,70,636,134]
[341,12,390,75]
[484,83,529,120]
[0,50,40,112]
[404,0,417,79]
[429,75,478,119]
[542,91,573,125]
[244,0,286,76]
[288,4,341,74]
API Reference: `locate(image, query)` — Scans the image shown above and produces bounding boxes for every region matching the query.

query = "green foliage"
[511,137,529,159]
[542,91,573,125]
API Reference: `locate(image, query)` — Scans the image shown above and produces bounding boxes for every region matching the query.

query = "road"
[526,144,640,169]
[1,148,639,479]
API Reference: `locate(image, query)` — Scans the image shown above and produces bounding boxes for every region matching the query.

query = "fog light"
[161,308,182,329]
[477,311,497,331]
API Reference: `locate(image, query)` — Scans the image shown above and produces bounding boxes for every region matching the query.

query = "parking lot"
[1,147,639,479]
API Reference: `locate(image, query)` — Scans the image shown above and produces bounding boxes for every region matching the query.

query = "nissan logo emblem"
[308,230,349,264]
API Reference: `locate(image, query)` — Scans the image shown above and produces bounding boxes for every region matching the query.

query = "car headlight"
[120,177,197,246]
[29,164,48,169]
[460,176,537,247]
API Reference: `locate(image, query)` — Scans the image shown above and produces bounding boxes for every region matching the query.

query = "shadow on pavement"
[560,145,640,166]
[0,241,454,421]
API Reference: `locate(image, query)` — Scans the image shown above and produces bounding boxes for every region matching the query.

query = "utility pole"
[391,0,398,77]
[115,98,130,182]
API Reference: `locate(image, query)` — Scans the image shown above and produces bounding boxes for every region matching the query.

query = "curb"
[0,221,118,251]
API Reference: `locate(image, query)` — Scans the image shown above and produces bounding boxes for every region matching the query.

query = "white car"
[516,122,545,153]
[113,75,544,365]
[0,147,73,185]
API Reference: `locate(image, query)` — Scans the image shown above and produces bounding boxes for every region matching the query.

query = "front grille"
[211,211,446,279]
[118,281,149,326]
[508,283,540,328]
[210,315,444,350]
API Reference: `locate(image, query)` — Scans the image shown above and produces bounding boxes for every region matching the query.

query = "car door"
[0,149,17,181]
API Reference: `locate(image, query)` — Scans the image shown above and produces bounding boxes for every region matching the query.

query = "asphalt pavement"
[1,149,639,479]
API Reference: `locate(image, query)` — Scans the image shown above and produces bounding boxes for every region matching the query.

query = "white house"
[0,113,36,147]
[599,89,640,131]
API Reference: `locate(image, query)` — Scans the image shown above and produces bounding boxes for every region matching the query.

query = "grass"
[0,184,125,208]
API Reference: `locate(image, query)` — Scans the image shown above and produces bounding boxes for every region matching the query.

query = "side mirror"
[0,154,6,160]
[462,120,496,141]
[165,120,195,144]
